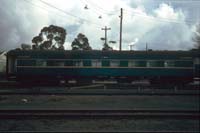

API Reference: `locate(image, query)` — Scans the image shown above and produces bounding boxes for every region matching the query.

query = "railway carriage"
[6,49,200,85]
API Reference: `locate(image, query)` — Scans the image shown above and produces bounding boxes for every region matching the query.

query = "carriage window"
[120,61,128,67]
[92,60,101,67]
[8,57,15,73]
[65,60,73,66]
[74,60,83,67]
[36,60,46,66]
[56,61,65,66]
[146,62,150,67]
[110,60,120,67]
[175,61,193,67]
[17,59,36,66]
[194,58,200,65]
[102,60,110,67]
[156,61,164,67]
[83,60,91,66]
[147,61,164,67]
[129,61,146,67]
[164,61,175,67]
[47,60,65,66]
[129,61,136,67]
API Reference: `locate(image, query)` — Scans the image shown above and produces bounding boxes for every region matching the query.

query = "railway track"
[1,80,199,89]
[1,83,199,95]
[0,92,198,96]
[0,109,199,119]
[0,131,198,133]
[0,89,199,96]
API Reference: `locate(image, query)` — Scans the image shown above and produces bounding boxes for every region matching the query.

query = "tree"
[102,43,113,51]
[101,38,115,51]
[71,33,92,50]
[32,25,67,50]
[21,43,31,50]
[193,23,200,49]
[32,36,42,50]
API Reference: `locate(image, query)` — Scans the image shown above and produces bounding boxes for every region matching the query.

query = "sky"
[0,0,200,51]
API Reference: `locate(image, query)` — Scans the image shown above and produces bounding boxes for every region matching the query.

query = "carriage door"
[7,55,16,75]
[193,57,200,78]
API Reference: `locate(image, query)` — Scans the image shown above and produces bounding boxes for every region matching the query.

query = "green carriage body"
[6,50,200,84]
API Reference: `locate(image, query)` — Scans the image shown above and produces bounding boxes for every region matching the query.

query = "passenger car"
[6,50,200,85]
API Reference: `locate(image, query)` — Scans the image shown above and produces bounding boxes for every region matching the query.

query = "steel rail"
[0,91,199,96]
[1,81,199,89]
[0,131,199,133]
[0,109,199,119]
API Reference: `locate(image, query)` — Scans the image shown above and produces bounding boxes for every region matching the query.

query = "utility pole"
[119,8,123,51]
[101,26,111,45]
[146,42,148,51]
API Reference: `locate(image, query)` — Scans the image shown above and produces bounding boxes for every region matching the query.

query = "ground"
[0,94,199,131]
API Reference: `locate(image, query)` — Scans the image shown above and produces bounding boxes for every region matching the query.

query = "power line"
[38,0,102,28]
[23,0,82,28]
[80,0,104,18]
[141,0,200,4]
[84,0,119,16]
[23,0,70,19]
[124,9,195,25]
[83,0,197,25]
[23,0,104,29]
[161,0,200,3]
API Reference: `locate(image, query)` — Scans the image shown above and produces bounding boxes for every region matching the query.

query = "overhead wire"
[81,0,197,25]
[124,9,196,25]
[23,0,198,32]
[23,0,78,22]
[21,0,107,45]
[84,0,120,16]
[35,0,103,28]
[80,0,104,18]
[22,0,105,47]
[161,0,200,3]
[23,0,72,20]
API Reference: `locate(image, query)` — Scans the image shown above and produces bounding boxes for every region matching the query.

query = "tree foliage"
[101,40,115,51]
[192,23,200,49]
[71,33,92,50]
[102,43,113,51]
[32,25,67,50]
[21,43,31,50]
